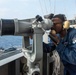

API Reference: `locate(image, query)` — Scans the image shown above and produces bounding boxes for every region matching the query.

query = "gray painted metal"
[0,50,23,66]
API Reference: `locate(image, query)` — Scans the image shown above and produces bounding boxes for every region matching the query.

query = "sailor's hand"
[49,30,60,46]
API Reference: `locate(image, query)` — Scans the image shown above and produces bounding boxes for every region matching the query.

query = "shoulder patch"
[72,38,76,44]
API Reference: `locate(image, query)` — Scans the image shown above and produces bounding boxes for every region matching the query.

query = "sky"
[0,0,76,20]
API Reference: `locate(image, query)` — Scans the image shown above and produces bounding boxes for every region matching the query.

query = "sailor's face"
[51,18,63,33]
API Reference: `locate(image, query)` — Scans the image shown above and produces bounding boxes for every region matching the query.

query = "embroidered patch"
[72,38,76,44]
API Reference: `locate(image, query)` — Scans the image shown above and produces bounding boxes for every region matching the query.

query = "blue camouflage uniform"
[43,28,76,75]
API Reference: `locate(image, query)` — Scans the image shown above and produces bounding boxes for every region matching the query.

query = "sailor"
[43,14,76,75]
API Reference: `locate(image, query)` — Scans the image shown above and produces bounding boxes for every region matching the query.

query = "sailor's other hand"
[49,30,60,46]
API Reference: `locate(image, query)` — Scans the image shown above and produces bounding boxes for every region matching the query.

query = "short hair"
[53,14,67,22]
